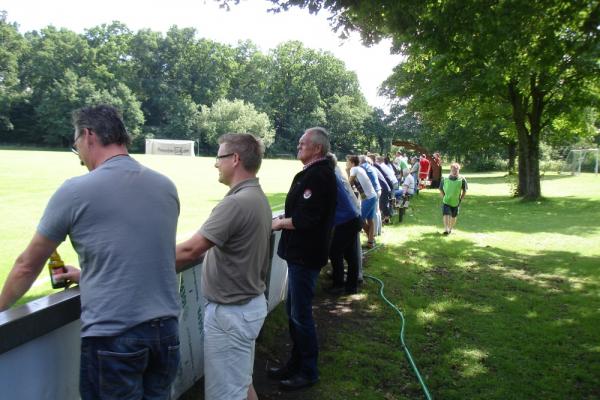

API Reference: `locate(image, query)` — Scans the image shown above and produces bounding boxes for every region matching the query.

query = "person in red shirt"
[419,154,431,187]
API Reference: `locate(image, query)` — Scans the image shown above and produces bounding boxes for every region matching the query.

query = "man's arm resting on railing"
[175,233,213,273]
[0,233,58,312]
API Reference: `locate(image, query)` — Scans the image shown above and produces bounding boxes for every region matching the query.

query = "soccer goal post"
[145,139,195,156]
[563,148,599,175]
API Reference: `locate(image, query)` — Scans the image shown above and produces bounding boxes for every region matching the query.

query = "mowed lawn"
[0,149,297,303]
[302,171,600,399]
[1,148,599,398]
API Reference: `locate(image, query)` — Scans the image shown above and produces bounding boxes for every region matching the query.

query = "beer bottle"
[48,250,68,289]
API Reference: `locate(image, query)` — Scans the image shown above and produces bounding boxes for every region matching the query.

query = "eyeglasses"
[215,153,234,162]
[71,131,83,155]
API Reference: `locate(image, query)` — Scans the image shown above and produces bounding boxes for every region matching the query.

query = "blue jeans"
[80,317,180,400]
[285,262,320,380]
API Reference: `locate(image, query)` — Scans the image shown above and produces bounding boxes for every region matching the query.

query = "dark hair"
[306,127,331,156]
[218,133,265,173]
[72,104,131,146]
[346,155,360,166]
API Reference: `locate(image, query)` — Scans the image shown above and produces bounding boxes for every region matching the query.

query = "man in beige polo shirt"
[175,133,272,400]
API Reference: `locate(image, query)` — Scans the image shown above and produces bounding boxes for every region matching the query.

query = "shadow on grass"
[363,237,600,399]
[465,174,573,185]
[400,191,600,236]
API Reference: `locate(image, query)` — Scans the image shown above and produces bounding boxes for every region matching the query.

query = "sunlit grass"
[0,149,297,302]
[3,149,600,398]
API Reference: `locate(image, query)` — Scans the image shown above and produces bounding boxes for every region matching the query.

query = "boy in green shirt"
[439,163,468,235]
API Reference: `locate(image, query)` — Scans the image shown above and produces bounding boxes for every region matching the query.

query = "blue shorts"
[442,203,460,217]
[361,196,377,220]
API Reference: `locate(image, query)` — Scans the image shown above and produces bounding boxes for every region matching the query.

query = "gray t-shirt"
[200,178,272,305]
[37,156,181,337]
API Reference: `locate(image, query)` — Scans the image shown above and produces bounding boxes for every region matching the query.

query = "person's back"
[419,157,430,181]
[378,161,398,187]
[360,161,381,192]
[43,156,181,335]
[350,165,376,200]
[0,104,182,400]
[401,173,415,195]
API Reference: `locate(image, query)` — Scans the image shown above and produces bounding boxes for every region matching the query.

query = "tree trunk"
[507,141,517,174]
[508,79,542,199]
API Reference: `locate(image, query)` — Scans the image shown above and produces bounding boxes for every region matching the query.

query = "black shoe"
[279,374,318,391]
[442,231,449,235]
[267,365,294,381]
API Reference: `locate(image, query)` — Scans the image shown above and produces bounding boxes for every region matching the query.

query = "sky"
[2,0,403,110]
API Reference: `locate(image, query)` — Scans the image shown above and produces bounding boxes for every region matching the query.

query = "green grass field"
[256,169,600,399]
[2,149,599,398]
[0,149,296,303]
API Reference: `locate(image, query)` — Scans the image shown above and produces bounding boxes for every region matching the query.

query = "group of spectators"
[0,105,281,399]
[0,104,468,399]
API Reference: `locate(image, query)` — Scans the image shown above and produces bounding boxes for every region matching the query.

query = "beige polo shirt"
[199,178,272,304]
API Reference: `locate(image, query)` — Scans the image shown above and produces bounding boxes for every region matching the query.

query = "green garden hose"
[362,245,433,400]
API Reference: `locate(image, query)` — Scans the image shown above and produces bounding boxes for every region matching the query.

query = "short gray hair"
[218,133,265,173]
[72,104,131,146]
[306,127,330,156]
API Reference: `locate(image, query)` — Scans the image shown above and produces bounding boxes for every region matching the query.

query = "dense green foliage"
[0,13,372,154]
[262,0,600,198]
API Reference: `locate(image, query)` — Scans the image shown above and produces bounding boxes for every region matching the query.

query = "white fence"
[0,230,288,399]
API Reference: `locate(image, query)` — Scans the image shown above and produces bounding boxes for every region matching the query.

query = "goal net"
[145,139,195,156]
[562,148,599,175]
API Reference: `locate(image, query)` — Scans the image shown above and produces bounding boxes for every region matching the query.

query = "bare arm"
[272,216,295,231]
[175,233,214,272]
[0,233,58,311]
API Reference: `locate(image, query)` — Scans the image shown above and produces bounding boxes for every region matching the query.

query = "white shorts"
[203,294,268,400]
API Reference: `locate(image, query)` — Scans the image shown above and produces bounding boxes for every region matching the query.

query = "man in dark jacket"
[270,127,337,390]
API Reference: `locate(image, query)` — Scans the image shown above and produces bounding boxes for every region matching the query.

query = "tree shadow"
[465,174,573,185]
[399,192,600,236]
[369,238,600,399]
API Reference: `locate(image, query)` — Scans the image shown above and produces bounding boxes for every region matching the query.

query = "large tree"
[260,0,600,199]
[0,12,27,133]
[198,98,275,150]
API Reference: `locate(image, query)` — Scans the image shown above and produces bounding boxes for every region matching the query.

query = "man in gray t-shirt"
[176,133,272,400]
[0,105,181,400]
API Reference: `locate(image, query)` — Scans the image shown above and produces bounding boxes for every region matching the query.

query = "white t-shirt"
[402,173,415,194]
[350,166,376,199]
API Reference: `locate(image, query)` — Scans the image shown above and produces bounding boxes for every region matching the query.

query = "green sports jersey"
[442,176,466,207]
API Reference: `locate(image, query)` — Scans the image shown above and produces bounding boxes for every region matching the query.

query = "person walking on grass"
[439,162,468,235]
